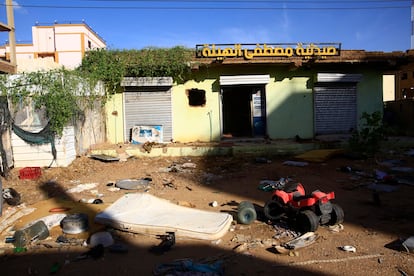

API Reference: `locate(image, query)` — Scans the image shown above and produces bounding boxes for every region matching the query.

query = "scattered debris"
[210,201,218,207]
[2,188,21,206]
[12,220,50,248]
[328,223,344,233]
[79,198,103,204]
[340,245,357,253]
[153,258,224,276]
[274,232,318,254]
[402,236,414,253]
[67,183,98,193]
[89,231,114,248]
[60,213,89,234]
[89,154,120,162]
[115,178,151,190]
[149,232,175,255]
[283,160,308,167]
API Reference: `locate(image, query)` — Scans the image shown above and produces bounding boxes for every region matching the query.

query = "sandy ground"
[0,143,414,275]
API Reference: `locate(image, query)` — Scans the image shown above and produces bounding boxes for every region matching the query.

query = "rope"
[273,253,382,267]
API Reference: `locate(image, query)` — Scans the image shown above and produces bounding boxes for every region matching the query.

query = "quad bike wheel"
[296,210,319,233]
[264,199,285,221]
[237,201,257,225]
[328,203,344,225]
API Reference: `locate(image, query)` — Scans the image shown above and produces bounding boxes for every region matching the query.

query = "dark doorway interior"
[221,85,266,138]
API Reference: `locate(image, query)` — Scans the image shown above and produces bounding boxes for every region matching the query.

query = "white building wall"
[32,26,55,53]
[11,126,76,168]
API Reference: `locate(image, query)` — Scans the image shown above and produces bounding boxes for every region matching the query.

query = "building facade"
[105,43,411,144]
[0,22,106,72]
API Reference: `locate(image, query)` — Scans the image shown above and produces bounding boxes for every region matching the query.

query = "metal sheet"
[314,86,357,135]
[124,88,172,143]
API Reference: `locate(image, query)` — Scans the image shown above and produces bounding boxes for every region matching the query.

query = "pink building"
[0,22,106,72]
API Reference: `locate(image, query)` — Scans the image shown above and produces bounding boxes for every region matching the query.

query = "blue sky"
[0,0,411,52]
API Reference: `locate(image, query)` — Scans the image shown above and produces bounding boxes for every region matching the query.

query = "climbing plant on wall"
[0,46,195,136]
[77,46,194,93]
[0,69,105,136]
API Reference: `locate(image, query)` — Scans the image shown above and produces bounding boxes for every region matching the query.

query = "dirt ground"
[0,142,414,276]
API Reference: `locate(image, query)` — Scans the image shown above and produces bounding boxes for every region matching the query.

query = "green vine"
[0,69,103,136]
[0,47,195,136]
[77,46,194,93]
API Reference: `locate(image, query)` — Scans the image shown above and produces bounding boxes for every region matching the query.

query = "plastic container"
[237,201,257,225]
[19,167,42,180]
[13,220,49,248]
[89,231,114,248]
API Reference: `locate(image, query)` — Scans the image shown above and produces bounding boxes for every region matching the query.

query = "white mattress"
[95,193,233,240]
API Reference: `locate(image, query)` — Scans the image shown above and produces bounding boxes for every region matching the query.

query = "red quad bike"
[263,181,344,233]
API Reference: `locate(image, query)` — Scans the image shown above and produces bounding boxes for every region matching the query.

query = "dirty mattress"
[95,193,233,240]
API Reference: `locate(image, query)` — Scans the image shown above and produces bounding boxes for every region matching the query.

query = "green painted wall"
[117,66,384,143]
[171,66,384,142]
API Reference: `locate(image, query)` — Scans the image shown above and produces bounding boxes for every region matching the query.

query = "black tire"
[328,203,344,225]
[237,201,257,225]
[264,199,285,221]
[296,210,319,233]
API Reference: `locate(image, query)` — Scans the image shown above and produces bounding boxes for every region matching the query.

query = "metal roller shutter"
[124,87,172,143]
[314,85,357,135]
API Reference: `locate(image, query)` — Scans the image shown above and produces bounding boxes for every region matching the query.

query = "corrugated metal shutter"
[220,75,270,85]
[314,85,357,135]
[124,87,172,143]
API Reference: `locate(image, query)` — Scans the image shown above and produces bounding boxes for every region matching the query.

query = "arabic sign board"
[196,43,341,60]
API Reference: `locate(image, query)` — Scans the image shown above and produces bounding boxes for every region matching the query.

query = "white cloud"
[12,1,27,13]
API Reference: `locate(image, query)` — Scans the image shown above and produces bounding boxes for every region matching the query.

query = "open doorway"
[221,85,266,138]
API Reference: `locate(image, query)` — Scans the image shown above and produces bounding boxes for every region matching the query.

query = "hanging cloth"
[12,122,57,166]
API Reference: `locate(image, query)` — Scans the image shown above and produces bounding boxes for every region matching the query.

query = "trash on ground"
[115,178,151,190]
[29,214,67,230]
[258,178,289,192]
[153,258,224,276]
[402,236,414,253]
[18,167,42,180]
[12,220,49,248]
[89,154,120,162]
[149,232,175,255]
[2,188,21,206]
[60,213,89,234]
[283,160,308,167]
[0,206,36,234]
[79,198,103,204]
[67,183,98,193]
[95,193,233,240]
[88,231,114,248]
[274,232,318,254]
[340,245,357,252]
[210,201,218,207]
